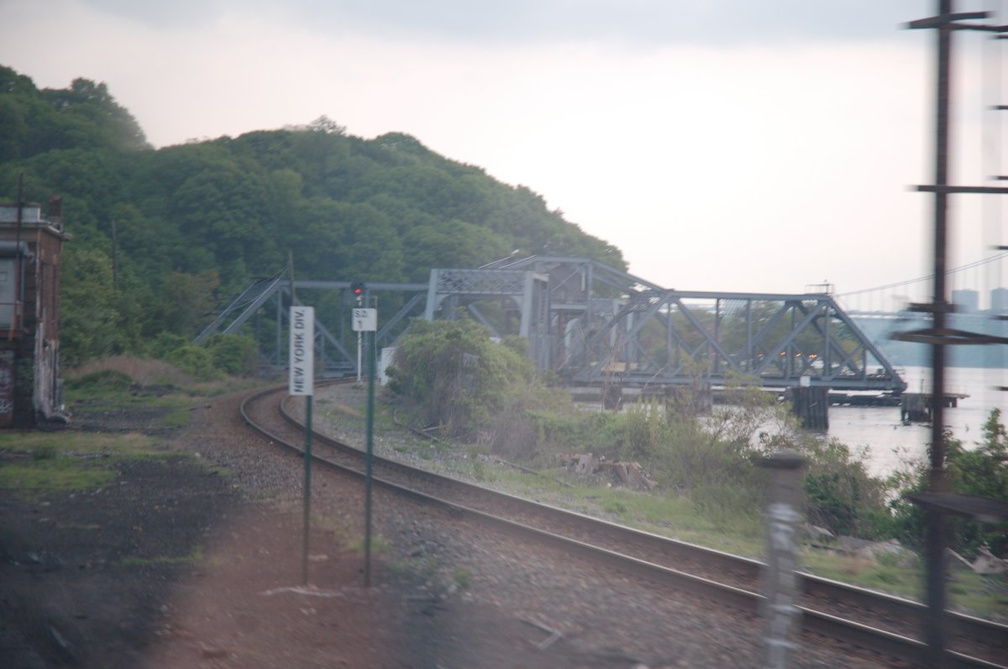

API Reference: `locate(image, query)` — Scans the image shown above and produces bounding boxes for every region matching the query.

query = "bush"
[67,355,195,388]
[487,405,540,460]
[204,334,258,376]
[387,318,540,441]
[164,344,220,381]
[141,332,256,379]
[621,400,668,461]
[64,369,133,392]
[890,411,1008,558]
[528,409,625,458]
[146,332,189,360]
[799,438,891,539]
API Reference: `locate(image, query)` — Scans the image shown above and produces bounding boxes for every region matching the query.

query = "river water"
[826,366,1008,478]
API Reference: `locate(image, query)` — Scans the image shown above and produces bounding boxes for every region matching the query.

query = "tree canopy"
[0,66,624,364]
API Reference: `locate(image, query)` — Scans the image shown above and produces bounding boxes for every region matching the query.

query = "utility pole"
[901,3,1008,664]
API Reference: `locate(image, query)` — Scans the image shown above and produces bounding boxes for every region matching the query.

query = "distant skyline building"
[952,288,978,313]
[992,287,1008,313]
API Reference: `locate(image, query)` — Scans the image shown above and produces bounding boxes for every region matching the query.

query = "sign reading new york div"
[289,306,314,396]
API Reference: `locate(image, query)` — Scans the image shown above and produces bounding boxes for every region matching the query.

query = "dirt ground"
[0,392,615,669]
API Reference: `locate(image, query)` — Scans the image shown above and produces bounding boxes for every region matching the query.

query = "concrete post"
[759,449,806,669]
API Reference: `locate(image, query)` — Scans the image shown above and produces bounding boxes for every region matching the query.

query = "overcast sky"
[2,0,1007,306]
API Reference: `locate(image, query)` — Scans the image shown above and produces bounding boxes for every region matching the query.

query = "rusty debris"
[563,453,654,491]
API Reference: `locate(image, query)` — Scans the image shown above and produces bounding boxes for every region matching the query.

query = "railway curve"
[240,381,1007,669]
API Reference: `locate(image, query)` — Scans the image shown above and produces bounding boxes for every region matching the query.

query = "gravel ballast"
[0,384,902,668]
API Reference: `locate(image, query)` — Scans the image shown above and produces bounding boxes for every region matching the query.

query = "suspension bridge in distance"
[836,251,1008,371]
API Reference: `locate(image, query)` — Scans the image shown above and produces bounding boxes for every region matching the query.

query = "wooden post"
[759,449,806,669]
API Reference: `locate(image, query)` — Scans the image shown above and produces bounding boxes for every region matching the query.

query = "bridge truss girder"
[195,256,905,393]
[424,268,552,369]
[441,256,905,392]
[564,288,907,392]
[195,276,428,376]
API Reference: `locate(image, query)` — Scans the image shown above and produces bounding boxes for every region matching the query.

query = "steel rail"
[239,383,1007,669]
[274,386,1008,657]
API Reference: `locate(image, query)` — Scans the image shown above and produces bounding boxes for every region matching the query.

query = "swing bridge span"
[192,256,957,397]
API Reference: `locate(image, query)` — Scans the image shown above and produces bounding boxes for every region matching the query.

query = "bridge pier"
[900,393,932,423]
[899,391,968,423]
[602,384,623,410]
[785,386,829,430]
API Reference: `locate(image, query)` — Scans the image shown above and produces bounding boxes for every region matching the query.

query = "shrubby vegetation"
[890,410,1008,559]
[66,333,258,384]
[387,319,568,449]
[387,318,1008,555]
[63,368,133,393]
[801,438,892,539]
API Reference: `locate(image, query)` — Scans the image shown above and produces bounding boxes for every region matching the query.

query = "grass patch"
[345,535,390,554]
[452,566,474,589]
[800,550,1008,617]
[577,486,764,556]
[0,430,179,498]
[31,443,58,460]
[65,355,265,408]
[947,570,1008,616]
[457,464,765,557]
[158,406,193,429]
[68,356,196,389]
[0,430,162,458]
[0,458,116,495]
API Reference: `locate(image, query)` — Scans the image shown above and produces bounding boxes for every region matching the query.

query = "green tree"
[203,333,259,376]
[801,438,891,538]
[147,270,221,338]
[401,219,507,280]
[329,202,404,281]
[0,96,28,163]
[170,163,281,279]
[946,410,1008,556]
[0,64,626,368]
[60,246,127,365]
[891,410,1008,558]
[386,319,538,440]
[39,78,147,151]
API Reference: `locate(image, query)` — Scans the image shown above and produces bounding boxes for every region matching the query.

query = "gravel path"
[1,383,902,668]
[271,382,904,669]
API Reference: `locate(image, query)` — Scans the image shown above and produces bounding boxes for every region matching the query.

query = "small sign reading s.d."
[352,308,377,332]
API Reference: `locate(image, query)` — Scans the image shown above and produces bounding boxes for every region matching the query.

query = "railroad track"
[240,382,1008,669]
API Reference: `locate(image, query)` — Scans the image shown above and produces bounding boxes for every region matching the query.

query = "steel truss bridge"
[196,256,907,394]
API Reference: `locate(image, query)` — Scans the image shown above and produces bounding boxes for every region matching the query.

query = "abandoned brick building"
[0,195,68,427]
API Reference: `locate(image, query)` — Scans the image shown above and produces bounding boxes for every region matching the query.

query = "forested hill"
[0,65,624,364]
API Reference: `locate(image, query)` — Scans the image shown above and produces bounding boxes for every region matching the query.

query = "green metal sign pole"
[290,303,315,587]
[301,395,313,586]
[364,328,376,587]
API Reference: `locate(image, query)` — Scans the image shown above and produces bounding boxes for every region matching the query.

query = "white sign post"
[289,306,314,585]
[349,306,379,586]
[352,308,376,383]
[289,306,314,396]
[351,308,377,332]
